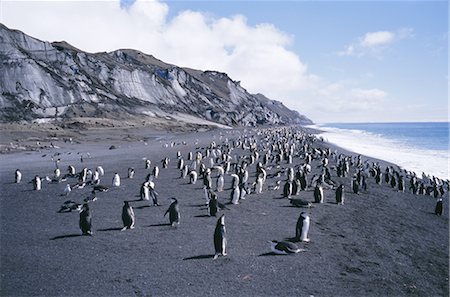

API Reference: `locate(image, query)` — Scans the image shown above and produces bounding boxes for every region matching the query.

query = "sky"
[0,0,448,123]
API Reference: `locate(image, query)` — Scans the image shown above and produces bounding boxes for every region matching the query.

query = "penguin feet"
[301,238,310,243]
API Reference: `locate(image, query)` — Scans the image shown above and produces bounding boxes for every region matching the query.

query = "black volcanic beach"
[0,124,448,297]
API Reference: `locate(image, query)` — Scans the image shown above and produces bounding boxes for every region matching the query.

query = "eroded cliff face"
[0,24,313,126]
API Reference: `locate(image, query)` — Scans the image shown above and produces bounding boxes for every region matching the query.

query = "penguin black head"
[171,198,178,203]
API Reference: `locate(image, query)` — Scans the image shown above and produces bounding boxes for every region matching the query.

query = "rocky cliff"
[0,24,313,127]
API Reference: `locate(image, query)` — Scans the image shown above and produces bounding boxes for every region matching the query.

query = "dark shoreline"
[0,124,448,296]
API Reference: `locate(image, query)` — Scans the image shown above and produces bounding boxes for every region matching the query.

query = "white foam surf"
[309,124,449,180]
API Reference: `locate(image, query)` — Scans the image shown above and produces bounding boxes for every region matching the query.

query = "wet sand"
[0,125,448,297]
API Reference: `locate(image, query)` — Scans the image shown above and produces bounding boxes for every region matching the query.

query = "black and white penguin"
[268,240,302,255]
[112,173,121,187]
[336,184,344,205]
[96,166,104,176]
[164,198,180,226]
[230,185,240,205]
[79,203,92,235]
[189,170,198,184]
[15,169,22,183]
[152,166,159,178]
[33,175,42,191]
[140,182,150,201]
[128,167,135,179]
[295,212,310,242]
[121,201,135,230]
[145,159,152,169]
[435,198,443,216]
[314,185,323,203]
[213,214,227,259]
[208,193,219,216]
[351,177,359,194]
[283,180,293,198]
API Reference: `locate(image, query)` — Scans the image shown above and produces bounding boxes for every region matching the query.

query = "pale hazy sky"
[1,0,447,123]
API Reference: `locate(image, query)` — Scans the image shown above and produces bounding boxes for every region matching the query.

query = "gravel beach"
[0,125,448,297]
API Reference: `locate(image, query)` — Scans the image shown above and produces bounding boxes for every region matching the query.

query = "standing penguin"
[121,201,135,230]
[128,167,135,179]
[152,166,160,178]
[314,185,323,203]
[112,173,121,187]
[295,212,310,242]
[189,170,198,184]
[283,180,293,198]
[164,198,180,226]
[33,175,42,191]
[351,177,359,194]
[213,214,227,259]
[230,186,240,205]
[79,203,92,235]
[140,182,150,201]
[15,169,22,183]
[63,184,72,196]
[335,184,344,205]
[208,193,219,216]
[435,198,443,216]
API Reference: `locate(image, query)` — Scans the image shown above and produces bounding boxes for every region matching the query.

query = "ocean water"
[311,122,449,180]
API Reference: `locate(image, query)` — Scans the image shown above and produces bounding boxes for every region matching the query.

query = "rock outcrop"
[0,24,313,127]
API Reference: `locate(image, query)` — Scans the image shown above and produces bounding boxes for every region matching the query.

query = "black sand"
[0,126,448,297]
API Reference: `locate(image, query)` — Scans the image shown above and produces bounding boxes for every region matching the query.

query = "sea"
[310,122,449,180]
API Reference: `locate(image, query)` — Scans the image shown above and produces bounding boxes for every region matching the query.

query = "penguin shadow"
[50,233,84,240]
[258,252,288,257]
[280,205,312,209]
[97,227,124,232]
[134,205,151,210]
[145,223,172,227]
[183,254,215,260]
[194,214,211,218]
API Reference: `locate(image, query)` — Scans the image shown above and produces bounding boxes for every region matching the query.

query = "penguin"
[63,184,72,196]
[140,182,150,201]
[283,180,293,198]
[15,169,22,183]
[230,186,240,205]
[181,164,189,179]
[295,212,310,242]
[121,201,135,230]
[255,174,264,194]
[435,198,443,216]
[92,170,100,184]
[33,175,42,191]
[351,177,359,195]
[314,185,323,203]
[162,157,170,169]
[268,240,302,255]
[335,184,344,205]
[189,170,198,184]
[68,165,76,176]
[96,166,104,176]
[112,173,121,187]
[208,193,219,216]
[79,168,88,183]
[145,159,151,169]
[152,166,159,178]
[216,173,224,193]
[146,181,159,206]
[79,203,93,235]
[54,168,61,178]
[164,198,180,226]
[128,167,135,179]
[213,214,227,259]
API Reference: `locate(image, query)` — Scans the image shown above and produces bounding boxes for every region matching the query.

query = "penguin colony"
[13,127,449,258]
